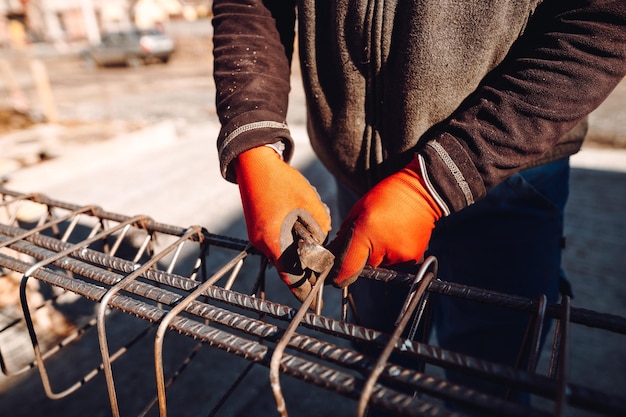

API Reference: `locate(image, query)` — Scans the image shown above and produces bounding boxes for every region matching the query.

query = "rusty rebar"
[1,187,625,417]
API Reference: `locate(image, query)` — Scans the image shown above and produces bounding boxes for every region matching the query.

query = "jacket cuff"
[217,110,294,183]
[418,133,487,213]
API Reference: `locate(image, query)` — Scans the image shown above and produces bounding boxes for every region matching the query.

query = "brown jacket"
[213,0,626,214]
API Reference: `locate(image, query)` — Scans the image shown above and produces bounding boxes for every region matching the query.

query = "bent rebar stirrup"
[0,187,625,417]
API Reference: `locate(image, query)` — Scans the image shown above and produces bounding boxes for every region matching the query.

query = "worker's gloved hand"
[234,145,332,305]
[327,155,443,288]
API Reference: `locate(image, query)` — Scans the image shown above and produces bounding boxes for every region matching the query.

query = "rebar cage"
[0,187,624,417]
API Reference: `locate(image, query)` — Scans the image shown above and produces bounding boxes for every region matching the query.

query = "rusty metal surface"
[1,187,625,417]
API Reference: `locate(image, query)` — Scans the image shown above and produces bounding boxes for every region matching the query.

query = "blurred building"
[0,0,212,48]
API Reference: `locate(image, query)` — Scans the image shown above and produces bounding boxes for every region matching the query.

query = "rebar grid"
[0,187,624,417]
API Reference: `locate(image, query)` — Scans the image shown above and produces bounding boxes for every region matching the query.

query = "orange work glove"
[234,145,332,304]
[327,155,443,288]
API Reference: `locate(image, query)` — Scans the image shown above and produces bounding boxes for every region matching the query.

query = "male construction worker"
[211,0,626,412]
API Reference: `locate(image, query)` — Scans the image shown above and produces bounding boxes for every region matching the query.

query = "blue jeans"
[337,158,570,413]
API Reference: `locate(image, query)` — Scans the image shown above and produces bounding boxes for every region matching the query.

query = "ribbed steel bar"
[96,225,205,417]
[360,266,626,334]
[2,187,626,417]
[154,245,250,417]
[3,234,539,415]
[2,228,626,416]
[0,254,461,417]
[0,187,249,251]
[2,234,625,416]
[269,254,331,417]
[1,188,622,333]
[0,237,546,417]
[0,205,97,250]
[357,259,437,417]
[16,215,151,400]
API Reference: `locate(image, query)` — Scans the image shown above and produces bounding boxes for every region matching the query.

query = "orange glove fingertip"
[328,224,371,288]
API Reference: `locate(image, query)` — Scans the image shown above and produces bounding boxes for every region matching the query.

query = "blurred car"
[79,28,175,68]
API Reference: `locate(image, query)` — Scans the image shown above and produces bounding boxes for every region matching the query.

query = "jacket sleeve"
[417,0,626,214]
[212,0,297,182]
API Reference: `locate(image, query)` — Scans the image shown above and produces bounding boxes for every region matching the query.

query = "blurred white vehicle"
[79,28,176,68]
